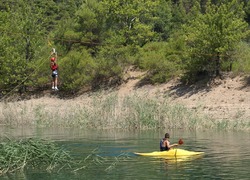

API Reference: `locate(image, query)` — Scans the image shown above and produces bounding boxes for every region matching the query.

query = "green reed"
[0,138,132,177]
[0,138,72,176]
[0,93,249,131]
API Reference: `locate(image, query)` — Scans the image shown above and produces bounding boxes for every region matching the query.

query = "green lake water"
[1,127,250,179]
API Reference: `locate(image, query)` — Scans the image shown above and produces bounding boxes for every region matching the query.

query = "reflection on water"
[0,127,250,180]
[163,154,205,163]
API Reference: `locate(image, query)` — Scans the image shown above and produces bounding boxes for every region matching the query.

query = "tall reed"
[0,93,249,131]
[0,138,72,176]
[0,137,132,176]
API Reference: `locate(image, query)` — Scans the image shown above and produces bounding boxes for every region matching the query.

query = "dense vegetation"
[0,137,127,176]
[0,138,72,175]
[1,0,250,97]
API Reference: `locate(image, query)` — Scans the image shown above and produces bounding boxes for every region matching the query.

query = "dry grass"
[1,92,249,131]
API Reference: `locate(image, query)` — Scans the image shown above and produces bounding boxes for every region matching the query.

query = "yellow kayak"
[134,148,204,158]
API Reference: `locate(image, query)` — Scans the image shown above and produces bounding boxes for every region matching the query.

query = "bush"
[59,49,96,92]
[92,45,133,88]
[231,42,250,73]
[136,42,184,83]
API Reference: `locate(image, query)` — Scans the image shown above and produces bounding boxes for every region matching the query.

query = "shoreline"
[1,73,250,131]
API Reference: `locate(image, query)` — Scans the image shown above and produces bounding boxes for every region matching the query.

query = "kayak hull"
[134,148,204,158]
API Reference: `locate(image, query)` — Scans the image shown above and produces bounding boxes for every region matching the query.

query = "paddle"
[178,138,184,145]
[174,139,183,157]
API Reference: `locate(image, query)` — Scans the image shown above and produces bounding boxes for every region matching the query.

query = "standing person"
[160,133,181,151]
[50,59,59,91]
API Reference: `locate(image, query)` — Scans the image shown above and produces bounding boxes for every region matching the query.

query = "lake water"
[1,127,250,179]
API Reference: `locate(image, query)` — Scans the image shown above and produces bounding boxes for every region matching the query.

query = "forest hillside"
[1,0,250,98]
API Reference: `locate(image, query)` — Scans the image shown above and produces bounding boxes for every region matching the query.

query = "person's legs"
[52,78,55,90]
[54,76,59,90]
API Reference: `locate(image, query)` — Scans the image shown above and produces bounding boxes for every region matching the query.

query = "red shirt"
[51,64,58,71]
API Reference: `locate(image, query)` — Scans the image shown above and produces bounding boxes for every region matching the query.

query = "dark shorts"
[52,70,58,78]
[160,147,169,151]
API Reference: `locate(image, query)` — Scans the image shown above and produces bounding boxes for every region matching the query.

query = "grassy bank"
[0,93,249,131]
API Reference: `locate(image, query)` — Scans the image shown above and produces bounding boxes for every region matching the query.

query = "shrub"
[59,49,96,92]
[136,42,184,83]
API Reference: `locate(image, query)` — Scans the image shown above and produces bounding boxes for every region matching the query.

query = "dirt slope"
[117,70,250,120]
[3,69,250,121]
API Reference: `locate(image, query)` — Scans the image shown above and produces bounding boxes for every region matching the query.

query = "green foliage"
[182,0,250,81]
[101,0,159,46]
[0,138,71,175]
[1,0,250,95]
[244,0,250,23]
[136,41,184,83]
[231,42,250,73]
[54,0,105,52]
[0,0,56,93]
[171,0,189,31]
[59,49,96,91]
[153,0,173,40]
[92,45,134,88]
[59,44,131,91]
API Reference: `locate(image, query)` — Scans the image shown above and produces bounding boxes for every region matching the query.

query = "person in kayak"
[160,133,180,151]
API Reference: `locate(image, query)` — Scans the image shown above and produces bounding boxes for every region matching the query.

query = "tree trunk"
[215,52,220,76]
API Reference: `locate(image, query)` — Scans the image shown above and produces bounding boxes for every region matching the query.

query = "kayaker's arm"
[169,139,184,148]
[163,137,183,150]
[166,141,180,149]
[169,143,180,148]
